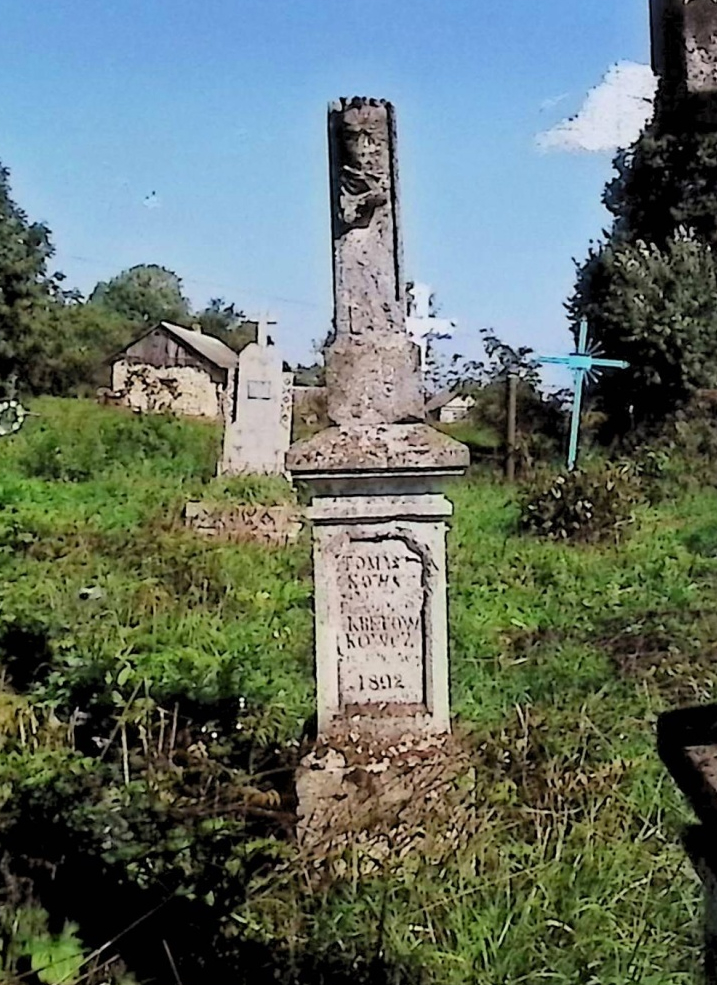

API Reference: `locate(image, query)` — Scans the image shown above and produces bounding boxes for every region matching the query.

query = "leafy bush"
[519,461,645,544]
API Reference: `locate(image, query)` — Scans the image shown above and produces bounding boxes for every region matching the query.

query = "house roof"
[159,322,240,369]
[425,388,457,413]
[425,388,476,413]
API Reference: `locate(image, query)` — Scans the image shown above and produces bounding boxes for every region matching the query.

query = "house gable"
[112,323,239,385]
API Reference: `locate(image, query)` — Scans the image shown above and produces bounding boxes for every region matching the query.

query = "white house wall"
[111,361,223,418]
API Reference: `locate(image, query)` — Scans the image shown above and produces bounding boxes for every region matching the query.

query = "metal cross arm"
[540,353,629,373]
[537,321,629,472]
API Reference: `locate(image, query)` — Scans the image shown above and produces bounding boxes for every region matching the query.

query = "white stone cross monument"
[219,316,293,476]
[287,98,468,744]
[406,282,457,370]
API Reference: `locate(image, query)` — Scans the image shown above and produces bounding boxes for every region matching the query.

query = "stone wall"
[111,361,224,418]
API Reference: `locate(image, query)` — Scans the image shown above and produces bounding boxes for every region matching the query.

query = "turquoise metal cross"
[539,321,628,471]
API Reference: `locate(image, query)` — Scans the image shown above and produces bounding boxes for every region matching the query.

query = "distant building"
[109,322,243,418]
[425,388,476,425]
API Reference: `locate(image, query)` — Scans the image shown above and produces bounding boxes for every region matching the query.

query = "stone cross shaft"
[325,97,424,427]
[287,98,468,746]
[651,0,717,126]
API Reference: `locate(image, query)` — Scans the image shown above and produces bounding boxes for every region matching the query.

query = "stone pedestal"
[288,420,467,741]
[310,490,451,738]
[294,733,477,866]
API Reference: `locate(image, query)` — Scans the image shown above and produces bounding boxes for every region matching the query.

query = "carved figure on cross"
[539,320,628,471]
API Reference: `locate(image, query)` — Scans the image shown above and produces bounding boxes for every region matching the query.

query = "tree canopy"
[0,162,57,390]
[89,263,191,326]
[569,83,717,433]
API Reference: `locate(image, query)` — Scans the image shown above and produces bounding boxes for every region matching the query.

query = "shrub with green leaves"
[519,461,645,543]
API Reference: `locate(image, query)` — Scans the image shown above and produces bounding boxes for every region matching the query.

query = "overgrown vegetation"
[428,327,569,474]
[519,460,646,544]
[0,397,712,982]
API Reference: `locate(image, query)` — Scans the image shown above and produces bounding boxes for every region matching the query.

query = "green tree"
[22,301,133,395]
[89,264,190,326]
[191,297,256,352]
[569,82,717,432]
[571,231,717,437]
[0,161,57,388]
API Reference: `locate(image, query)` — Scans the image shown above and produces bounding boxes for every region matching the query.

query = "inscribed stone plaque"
[336,537,426,709]
[248,380,272,400]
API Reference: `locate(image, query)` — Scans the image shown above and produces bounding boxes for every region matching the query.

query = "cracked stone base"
[295,733,478,871]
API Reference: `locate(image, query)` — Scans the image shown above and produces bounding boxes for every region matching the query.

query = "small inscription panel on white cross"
[336,538,426,708]
[247,380,272,400]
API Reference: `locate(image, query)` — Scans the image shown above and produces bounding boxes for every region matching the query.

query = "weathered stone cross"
[287,98,468,743]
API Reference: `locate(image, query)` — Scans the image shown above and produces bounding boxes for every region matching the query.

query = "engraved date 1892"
[358,673,405,692]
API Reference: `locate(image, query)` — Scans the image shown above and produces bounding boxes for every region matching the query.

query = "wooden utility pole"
[505,372,517,481]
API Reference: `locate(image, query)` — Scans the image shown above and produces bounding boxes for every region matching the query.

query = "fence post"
[505,372,517,481]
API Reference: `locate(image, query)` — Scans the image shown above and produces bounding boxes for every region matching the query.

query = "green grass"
[0,396,712,983]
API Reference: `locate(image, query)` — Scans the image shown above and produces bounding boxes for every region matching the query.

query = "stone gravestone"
[219,318,293,476]
[651,0,717,126]
[287,98,469,852]
[658,707,717,982]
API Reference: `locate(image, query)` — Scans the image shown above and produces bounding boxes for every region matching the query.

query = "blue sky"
[0,0,652,375]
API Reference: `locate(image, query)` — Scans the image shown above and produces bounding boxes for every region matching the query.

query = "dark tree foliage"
[569,80,717,434]
[28,302,136,395]
[0,162,58,388]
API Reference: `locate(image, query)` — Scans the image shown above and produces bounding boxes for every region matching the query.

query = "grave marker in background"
[0,398,29,437]
[538,321,628,472]
[406,282,457,370]
[219,317,293,476]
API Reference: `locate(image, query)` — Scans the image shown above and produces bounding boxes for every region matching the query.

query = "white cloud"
[536,61,657,154]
